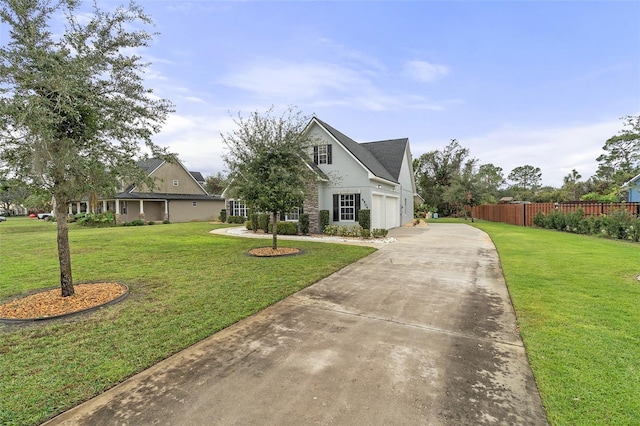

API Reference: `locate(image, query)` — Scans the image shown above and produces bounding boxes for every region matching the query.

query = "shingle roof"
[115,192,222,201]
[361,138,408,182]
[190,171,205,183]
[313,118,404,183]
[137,158,164,174]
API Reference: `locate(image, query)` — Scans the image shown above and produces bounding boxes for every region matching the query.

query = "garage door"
[371,194,384,229]
[385,195,399,229]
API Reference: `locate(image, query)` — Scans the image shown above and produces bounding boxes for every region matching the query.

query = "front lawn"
[472,221,639,425]
[0,218,375,426]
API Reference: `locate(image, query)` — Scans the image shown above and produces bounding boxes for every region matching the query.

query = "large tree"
[475,163,506,204]
[508,165,542,200]
[414,139,474,215]
[204,171,228,195]
[222,107,317,250]
[595,115,640,187]
[0,0,173,296]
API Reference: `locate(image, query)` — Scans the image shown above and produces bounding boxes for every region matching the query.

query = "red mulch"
[0,283,127,320]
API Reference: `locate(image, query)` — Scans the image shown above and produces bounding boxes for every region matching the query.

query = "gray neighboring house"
[225,117,418,233]
[69,157,224,223]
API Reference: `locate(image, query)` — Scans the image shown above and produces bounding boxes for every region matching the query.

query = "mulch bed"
[248,247,301,257]
[0,283,127,320]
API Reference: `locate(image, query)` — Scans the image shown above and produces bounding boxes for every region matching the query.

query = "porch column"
[76,202,81,214]
[102,200,107,213]
[68,204,73,215]
[164,200,169,221]
[115,199,121,223]
[139,199,145,219]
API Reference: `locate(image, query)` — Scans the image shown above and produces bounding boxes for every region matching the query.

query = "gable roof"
[137,158,165,175]
[622,172,640,189]
[190,171,205,184]
[311,118,406,184]
[127,157,209,195]
[361,138,409,182]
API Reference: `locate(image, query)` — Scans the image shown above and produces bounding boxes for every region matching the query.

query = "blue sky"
[6,0,640,187]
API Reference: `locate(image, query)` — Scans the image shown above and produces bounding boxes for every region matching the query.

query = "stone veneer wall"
[304,181,320,233]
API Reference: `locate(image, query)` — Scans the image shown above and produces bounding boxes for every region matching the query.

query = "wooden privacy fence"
[471,202,640,227]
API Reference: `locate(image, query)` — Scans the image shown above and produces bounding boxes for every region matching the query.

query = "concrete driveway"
[45,223,548,425]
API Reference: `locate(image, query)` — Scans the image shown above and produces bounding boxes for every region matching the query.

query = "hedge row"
[533,208,640,242]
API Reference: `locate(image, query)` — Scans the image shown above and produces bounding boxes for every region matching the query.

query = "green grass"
[471,221,639,425]
[0,217,375,426]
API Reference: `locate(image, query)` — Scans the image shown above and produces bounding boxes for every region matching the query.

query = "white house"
[306,118,417,232]
[225,117,418,233]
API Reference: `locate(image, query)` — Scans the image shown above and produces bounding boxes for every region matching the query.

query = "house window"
[313,144,332,165]
[173,180,179,186]
[340,194,355,221]
[285,208,300,221]
[332,193,361,222]
[229,200,247,217]
[192,201,197,207]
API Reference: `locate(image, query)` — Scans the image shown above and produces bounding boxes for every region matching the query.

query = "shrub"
[249,210,259,232]
[77,212,116,227]
[361,228,371,238]
[299,213,310,235]
[219,209,227,223]
[162,219,171,224]
[245,220,253,230]
[533,211,546,228]
[603,209,634,240]
[372,228,388,238]
[227,215,245,224]
[324,224,338,236]
[148,221,155,225]
[565,209,585,233]
[268,221,298,235]
[258,213,270,233]
[124,219,145,226]
[319,210,329,233]
[358,209,370,231]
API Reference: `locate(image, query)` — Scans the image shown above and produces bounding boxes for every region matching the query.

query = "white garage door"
[385,195,399,229]
[371,194,384,229]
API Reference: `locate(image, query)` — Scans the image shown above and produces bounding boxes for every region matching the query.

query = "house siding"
[135,162,207,195]
[168,200,223,222]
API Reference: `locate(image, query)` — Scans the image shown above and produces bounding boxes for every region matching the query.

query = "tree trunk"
[55,200,74,297]
[271,211,278,250]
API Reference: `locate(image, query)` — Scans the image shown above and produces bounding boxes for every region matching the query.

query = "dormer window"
[313,144,332,165]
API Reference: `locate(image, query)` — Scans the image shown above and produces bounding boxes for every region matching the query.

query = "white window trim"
[173,180,179,186]
[340,194,356,222]
[285,208,300,221]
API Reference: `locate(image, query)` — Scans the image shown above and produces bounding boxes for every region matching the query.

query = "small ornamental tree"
[222,107,317,250]
[0,0,173,296]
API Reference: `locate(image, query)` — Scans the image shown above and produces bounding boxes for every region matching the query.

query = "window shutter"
[327,144,332,164]
[313,146,319,165]
[229,201,234,215]
[355,194,361,221]
[333,194,339,222]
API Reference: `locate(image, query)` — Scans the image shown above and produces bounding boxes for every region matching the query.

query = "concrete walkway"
[45,223,548,425]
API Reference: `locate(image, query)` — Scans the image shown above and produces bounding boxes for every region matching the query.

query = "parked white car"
[0,216,6,222]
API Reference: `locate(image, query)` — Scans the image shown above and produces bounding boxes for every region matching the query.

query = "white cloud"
[403,60,449,83]
[220,59,451,112]
[153,113,237,177]
[456,120,621,187]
